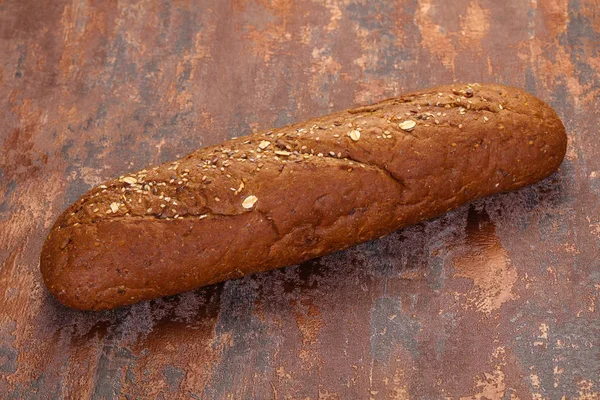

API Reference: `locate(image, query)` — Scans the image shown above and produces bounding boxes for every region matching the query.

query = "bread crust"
[40,84,567,310]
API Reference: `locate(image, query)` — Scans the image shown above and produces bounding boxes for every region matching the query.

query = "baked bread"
[40,84,567,310]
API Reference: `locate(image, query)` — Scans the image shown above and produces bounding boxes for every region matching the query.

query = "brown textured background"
[0,0,599,398]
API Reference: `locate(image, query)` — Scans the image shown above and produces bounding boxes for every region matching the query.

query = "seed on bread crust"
[242,195,258,209]
[399,120,416,131]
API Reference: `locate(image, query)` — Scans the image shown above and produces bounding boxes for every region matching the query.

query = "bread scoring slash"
[40,84,567,310]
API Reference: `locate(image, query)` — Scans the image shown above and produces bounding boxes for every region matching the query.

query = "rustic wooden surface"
[1,0,599,398]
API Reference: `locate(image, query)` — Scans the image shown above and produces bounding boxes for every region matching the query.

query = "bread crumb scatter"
[242,195,258,209]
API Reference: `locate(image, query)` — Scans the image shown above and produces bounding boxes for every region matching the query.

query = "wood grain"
[1,0,599,398]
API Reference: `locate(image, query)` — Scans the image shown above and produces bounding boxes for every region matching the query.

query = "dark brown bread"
[40,84,567,310]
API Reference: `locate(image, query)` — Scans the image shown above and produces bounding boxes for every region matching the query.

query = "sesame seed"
[147,208,153,213]
[399,120,416,131]
[199,214,208,219]
[242,195,258,209]
[122,177,137,184]
[348,130,361,141]
[110,202,119,213]
[160,204,166,208]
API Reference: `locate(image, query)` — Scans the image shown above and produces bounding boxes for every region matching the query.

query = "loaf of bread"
[40,84,567,310]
